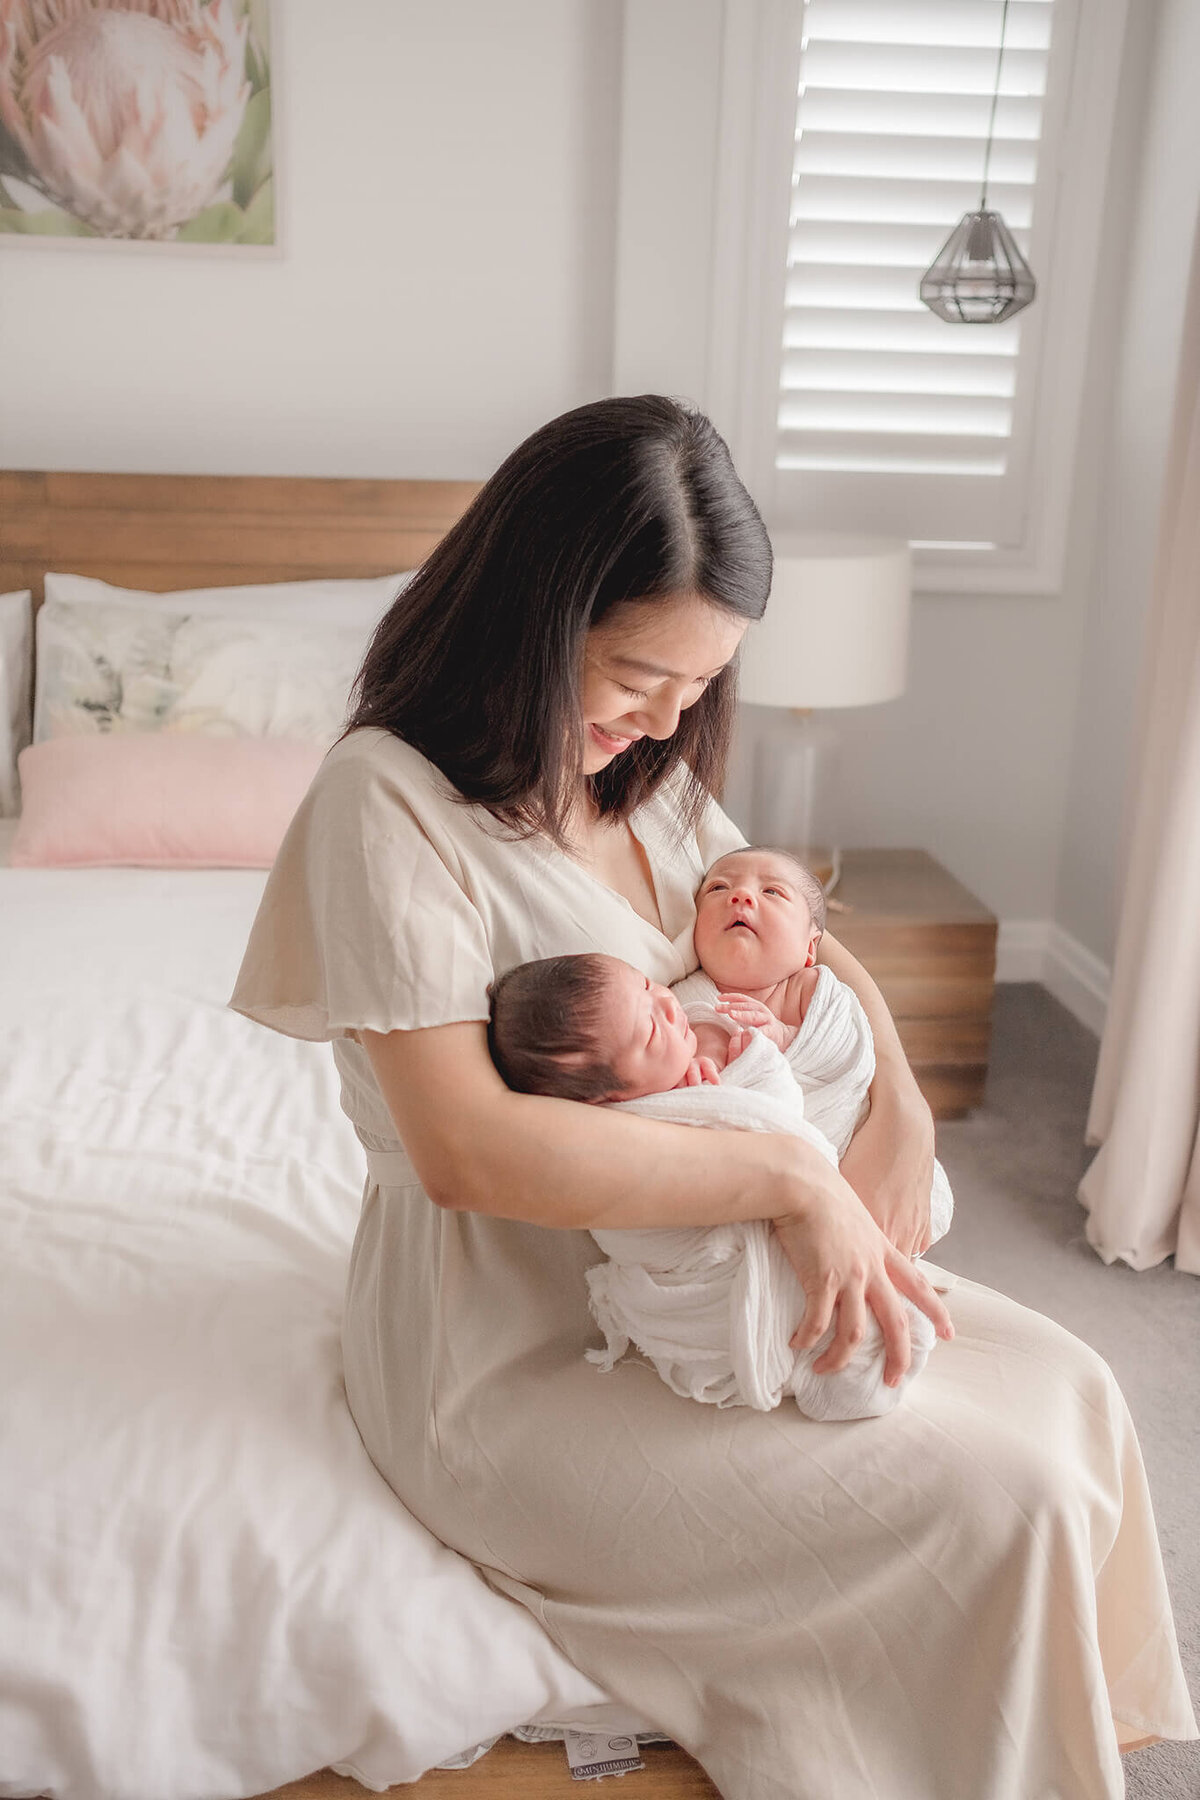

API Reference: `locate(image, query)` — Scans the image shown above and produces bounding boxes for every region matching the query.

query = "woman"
[232,397,1196,1799]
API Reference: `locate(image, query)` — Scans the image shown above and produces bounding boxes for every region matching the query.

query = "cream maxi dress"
[232,727,1196,1800]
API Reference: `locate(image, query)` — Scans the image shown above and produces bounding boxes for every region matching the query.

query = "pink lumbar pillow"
[11,735,326,869]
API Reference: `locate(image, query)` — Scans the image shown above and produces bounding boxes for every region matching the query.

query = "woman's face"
[579,593,748,776]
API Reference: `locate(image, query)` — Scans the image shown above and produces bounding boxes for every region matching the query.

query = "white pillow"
[34,600,374,746]
[0,591,33,816]
[33,572,413,748]
[43,569,411,628]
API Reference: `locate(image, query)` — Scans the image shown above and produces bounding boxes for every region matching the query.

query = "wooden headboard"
[0,470,482,607]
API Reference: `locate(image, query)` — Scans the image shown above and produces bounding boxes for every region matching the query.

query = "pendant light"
[919,0,1037,324]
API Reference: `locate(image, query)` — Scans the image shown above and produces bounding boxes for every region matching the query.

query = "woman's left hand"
[839,1088,936,1259]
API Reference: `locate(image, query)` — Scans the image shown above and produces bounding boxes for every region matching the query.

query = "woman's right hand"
[772,1185,954,1388]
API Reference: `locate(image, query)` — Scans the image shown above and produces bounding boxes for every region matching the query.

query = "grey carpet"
[935,984,1199,1798]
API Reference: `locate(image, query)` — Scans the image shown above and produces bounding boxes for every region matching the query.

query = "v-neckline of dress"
[544,796,672,944]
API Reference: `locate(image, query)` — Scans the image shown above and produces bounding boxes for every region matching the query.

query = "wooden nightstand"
[828,850,998,1120]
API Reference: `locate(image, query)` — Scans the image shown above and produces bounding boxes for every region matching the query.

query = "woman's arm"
[816,930,936,1258]
[362,1022,952,1385]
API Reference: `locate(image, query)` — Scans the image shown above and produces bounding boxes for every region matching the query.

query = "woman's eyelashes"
[614,674,713,703]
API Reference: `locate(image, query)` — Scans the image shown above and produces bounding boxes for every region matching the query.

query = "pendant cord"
[979,0,1010,211]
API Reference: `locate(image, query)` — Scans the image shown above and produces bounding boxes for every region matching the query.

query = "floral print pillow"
[33,601,370,746]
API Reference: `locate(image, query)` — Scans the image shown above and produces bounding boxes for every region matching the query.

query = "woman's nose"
[636,689,684,740]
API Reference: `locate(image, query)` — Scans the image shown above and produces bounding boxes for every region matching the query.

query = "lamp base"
[751,712,842,886]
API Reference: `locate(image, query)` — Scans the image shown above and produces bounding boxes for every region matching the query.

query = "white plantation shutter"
[773,0,1061,547]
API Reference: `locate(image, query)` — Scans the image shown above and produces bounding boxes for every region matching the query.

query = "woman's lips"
[589,723,638,753]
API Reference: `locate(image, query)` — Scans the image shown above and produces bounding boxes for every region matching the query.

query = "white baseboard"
[996,920,1111,1038]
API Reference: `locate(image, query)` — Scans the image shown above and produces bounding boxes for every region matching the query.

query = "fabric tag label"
[562,1727,645,1781]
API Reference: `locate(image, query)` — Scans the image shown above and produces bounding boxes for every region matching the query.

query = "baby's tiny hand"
[716,994,798,1053]
[681,1055,723,1087]
[724,1026,756,1063]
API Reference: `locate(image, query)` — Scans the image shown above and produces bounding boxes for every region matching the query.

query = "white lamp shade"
[738,533,911,709]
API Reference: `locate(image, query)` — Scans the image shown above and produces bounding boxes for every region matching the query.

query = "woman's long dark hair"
[346,395,772,842]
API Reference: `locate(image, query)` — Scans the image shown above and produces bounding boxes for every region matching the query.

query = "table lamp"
[738,534,911,889]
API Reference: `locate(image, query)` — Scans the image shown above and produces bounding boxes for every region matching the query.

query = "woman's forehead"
[592,593,746,671]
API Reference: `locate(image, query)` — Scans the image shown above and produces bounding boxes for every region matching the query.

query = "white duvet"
[0,836,627,1800]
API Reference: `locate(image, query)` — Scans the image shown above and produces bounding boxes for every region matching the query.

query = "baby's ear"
[805,928,823,968]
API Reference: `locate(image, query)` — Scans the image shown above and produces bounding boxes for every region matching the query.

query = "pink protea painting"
[0,0,273,244]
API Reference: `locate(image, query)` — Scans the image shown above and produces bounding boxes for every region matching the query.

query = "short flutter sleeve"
[230,730,494,1041]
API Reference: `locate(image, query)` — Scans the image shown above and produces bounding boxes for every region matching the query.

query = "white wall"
[0,0,622,479]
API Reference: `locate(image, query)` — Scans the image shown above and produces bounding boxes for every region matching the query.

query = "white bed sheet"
[0,836,638,1799]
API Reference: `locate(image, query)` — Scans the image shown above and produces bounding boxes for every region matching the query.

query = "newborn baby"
[488,874,953,1421]
[678,847,951,1169]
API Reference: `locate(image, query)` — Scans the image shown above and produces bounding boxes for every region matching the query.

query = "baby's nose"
[659,988,685,1026]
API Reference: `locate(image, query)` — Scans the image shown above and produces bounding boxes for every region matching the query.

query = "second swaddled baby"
[488,848,953,1421]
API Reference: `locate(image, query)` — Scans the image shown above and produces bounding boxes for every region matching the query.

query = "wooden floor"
[254,1739,719,1799]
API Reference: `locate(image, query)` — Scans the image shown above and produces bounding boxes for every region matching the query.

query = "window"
[774,0,1059,558]
[780,1,1052,487]
[706,0,1127,590]
[615,0,1127,589]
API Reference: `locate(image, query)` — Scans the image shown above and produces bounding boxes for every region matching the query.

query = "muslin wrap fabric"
[586,995,954,1420]
[229,728,1198,1799]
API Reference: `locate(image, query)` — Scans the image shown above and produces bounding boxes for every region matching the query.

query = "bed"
[0,472,715,1799]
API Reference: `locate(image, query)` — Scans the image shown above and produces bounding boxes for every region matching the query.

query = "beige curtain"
[1078,225,1200,1274]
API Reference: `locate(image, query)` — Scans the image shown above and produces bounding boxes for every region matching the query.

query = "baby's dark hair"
[706,846,827,935]
[487,953,623,1102]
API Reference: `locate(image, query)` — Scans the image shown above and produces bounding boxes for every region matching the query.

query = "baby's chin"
[698,940,788,991]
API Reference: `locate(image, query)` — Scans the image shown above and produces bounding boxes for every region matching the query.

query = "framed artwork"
[0,0,275,249]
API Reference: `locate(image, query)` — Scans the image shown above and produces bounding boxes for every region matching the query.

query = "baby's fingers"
[717,994,771,1023]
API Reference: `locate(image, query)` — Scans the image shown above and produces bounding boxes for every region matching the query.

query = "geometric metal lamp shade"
[919,209,1037,325]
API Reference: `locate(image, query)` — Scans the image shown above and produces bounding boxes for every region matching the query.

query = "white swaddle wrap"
[585,974,954,1421]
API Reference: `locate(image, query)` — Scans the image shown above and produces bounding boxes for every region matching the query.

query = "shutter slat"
[784,306,1022,355]
[785,263,932,309]
[776,429,1009,475]
[803,0,1053,52]
[801,41,1047,95]
[795,132,1039,184]
[782,348,1017,398]
[796,88,1042,137]
[786,218,974,265]
[780,392,1013,435]
[790,174,1035,228]
[790,219,1031,263]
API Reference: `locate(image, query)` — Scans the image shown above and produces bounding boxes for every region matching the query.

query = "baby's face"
[693,851,820,988]
[594,956,699,1099]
